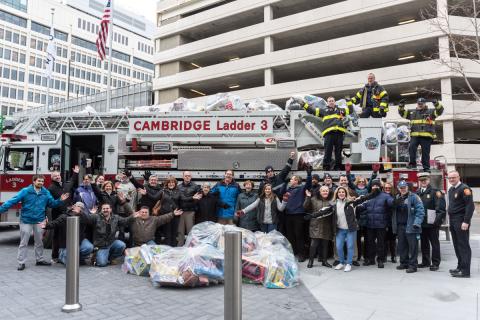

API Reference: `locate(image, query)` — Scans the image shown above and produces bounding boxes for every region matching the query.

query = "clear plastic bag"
[263,245,299,289]
[172,97,198,112]
[221,225,257,253]
[286,95,327,111]
[397,125,411,143]
[246,99,282,112]
[184,221,224,249]
[255,230,293,254]
[122,244,171,276]
[383,123,398,144]
[205,93,246,111]
[150,247,185,286]
[297,150,324,170]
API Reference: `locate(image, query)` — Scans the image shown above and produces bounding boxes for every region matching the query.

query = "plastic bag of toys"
[205,93,246,111]
[184,221,225,249]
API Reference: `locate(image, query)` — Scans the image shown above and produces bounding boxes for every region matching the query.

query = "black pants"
[384,227,397,259]
[323,131,344,170]
[397,224,418,269]
[310,238,330,261]
[450,218,471,275]
[356,226,367,260]
[409,136,432,170]
[366,228,386,263]
[285,214,306,257]
[420,226,441,267]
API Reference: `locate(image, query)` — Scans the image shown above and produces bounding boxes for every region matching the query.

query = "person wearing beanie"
[323,173,338,192]
[356,179,393,268]
[311,174,321,195]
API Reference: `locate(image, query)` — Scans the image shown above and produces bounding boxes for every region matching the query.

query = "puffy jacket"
[211,180,241,219]
[357,192,393,229]
[285,173,312,215]
[195,193,222,224]
[399,101,444,139]
[178,181,201,211]
[48,172,78,219]
[258,158,294,197]
[303,103,353,136]
[392,192,425,234]
[91,185,125,214]
[73,184,97,210]
[86,213,134,248]
[163,188,181,212]
[348,81,389,117]
[304,196,334,240]
[417,185,446,227]
[235,191,259,231]
[0,185,64,224]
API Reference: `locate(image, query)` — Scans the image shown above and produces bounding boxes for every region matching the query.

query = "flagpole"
[46,8,55,113]
[106,1,113,112]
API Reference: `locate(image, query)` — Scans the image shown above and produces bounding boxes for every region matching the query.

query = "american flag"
[96,0,112,60]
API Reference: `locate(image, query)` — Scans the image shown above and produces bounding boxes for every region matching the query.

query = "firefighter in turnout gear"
[347,73,389,118]
[399,97,444,172]
[303,96,353,170]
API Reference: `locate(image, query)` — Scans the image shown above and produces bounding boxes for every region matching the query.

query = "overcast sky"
[115,0,157,23]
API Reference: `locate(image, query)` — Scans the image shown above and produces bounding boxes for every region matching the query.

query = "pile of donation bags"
[122,222,298,289]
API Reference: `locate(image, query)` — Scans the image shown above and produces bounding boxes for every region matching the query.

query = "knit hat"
[265,165,274,173]
[323,173,332,180]
[73,202,85,209]
[371,179,382,188]
[312,174,320,181]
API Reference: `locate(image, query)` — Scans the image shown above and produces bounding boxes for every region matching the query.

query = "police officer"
[416,172,446,271]
[347,73,389,118]
[399,97,444,172]
[304,96,352,170]
[447,171,474,278]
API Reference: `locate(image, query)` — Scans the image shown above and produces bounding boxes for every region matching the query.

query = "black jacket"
[448,183,475,224]
[44,209,88,248]
[258,158,294,197]
[86,213,134,248]
[162,188,180,213]
[48,172,78,219]
[417,185,446,227]
[178,181,201,211]
[195,193,224,224]
[91,185,126,214]
[130,177,163,210]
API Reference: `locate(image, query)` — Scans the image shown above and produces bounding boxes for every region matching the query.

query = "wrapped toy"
[150,247,185,286]
[122,244,171,276]
[263,245,299,289]
[297,150,324,170]
[242,251,268,284]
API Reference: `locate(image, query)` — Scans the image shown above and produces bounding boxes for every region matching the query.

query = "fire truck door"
[61,131,71,182]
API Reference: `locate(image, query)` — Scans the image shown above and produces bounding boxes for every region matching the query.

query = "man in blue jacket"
[392,180,425,273]
[211,169,239,225]
[0,175,69,270]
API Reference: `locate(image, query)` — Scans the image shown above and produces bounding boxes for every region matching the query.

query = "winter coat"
[130,177,163,210]
[0,185,64,224]
[48,172,78,219]
[73,184,97,210]
[211,180,241,219]
[91,185,125,214]
[235,191,259,231]
[347,171,377,196]
[85,213,134,248]
[162,188,181,212]
[130,213,175,246]
[417,185,446,227]
[258,158,294,197]
[304,196,334,240]
[116,180,137,211]
[284,173,312,215]
[178,181,201,211]
[195,193,223,224]
[392,192,425,234]
[44,209,89,248]
[357,192,393,229]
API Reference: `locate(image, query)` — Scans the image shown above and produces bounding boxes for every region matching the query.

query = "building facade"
[153,0,480,187]
[0,0,155,114]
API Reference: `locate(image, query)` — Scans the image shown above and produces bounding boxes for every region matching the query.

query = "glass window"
[28,91,33,102]
[11,69,17,80]
[75,68,79,78]
[82,20,85,30]
[81,70,85,79]
[2,67,9,78]
[87,56,91,65]
[41,94,46,104]
[35,75,41,85]
[5,148,35,171]
[78,18,81,29]
[34,93,40,103]
[30,38,36,49]
[36,57,42,68]
[41,77,47,87]
[133,57,154,70]
[9,88,16,98]
[29,73,34,84]
[86,71,91,81]
[29,55,35,66]
[19,53,25,64]
[12,32,19,44]
[56,47,62,57]
[81,54,86,64]
[61,64,66,74]
[55,80,60,90]
[87,21,90,32]
[11,50,18,62]
[60,81,65,91]
[48,148,61,172]
[36,41,43,51]
[2,86,8,97]
[4,48,11,60]
[5,30,12,41]
[20,35,26,46]
[62,48,67,58]
[0,9,28,27]
[18,89,24,100]
[19,71,24,82]
[0,47,2,58]
[0,27,4,39]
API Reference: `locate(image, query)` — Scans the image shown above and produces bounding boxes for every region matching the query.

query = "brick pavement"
[0,228,332,320]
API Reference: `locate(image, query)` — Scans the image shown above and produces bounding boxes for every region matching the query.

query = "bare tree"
[422,0,480,101]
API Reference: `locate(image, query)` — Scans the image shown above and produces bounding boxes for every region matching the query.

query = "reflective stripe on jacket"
[398,102,444,139]
[347,81,389,116]
[303,103,352,136]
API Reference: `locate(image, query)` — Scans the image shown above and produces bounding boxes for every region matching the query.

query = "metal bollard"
[62,216,82,313]
[224,231,242,320]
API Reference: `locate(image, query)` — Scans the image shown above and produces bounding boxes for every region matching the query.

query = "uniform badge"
[454,193,458,199]
[427,194,430,199]
[464,189,472,196]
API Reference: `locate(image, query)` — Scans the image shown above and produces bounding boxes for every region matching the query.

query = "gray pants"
[18,223,46,264]
[177,211,195,246]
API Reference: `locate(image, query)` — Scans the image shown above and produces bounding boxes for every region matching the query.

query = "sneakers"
[352,261,360,267]
[334,263,345,270]
[332,260,340,267]
[344,264,352,272]
[35,260,52,266]
[17,263,25,271]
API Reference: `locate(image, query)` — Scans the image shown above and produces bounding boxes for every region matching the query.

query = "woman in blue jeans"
[307,186,376,272]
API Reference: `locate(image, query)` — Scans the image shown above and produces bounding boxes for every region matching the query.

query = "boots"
[322,260,332,268]
[307,258,314,268]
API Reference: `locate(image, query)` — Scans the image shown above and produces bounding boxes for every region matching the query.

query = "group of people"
[305,73,444,172]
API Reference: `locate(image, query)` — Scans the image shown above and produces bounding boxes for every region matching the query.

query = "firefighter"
[416,172,446,271]
[303,96,353,171]
[347,73,389,118]
[447,171,474,278]
[398,97,444,172]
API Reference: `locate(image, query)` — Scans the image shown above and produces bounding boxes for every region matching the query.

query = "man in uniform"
[398,98,444,172]
[416,172,446,271]
[347,73,389,118]
[303,96,352,170]
[447,171,474,278]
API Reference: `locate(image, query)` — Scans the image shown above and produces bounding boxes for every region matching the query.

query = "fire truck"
[0,108,447,227]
